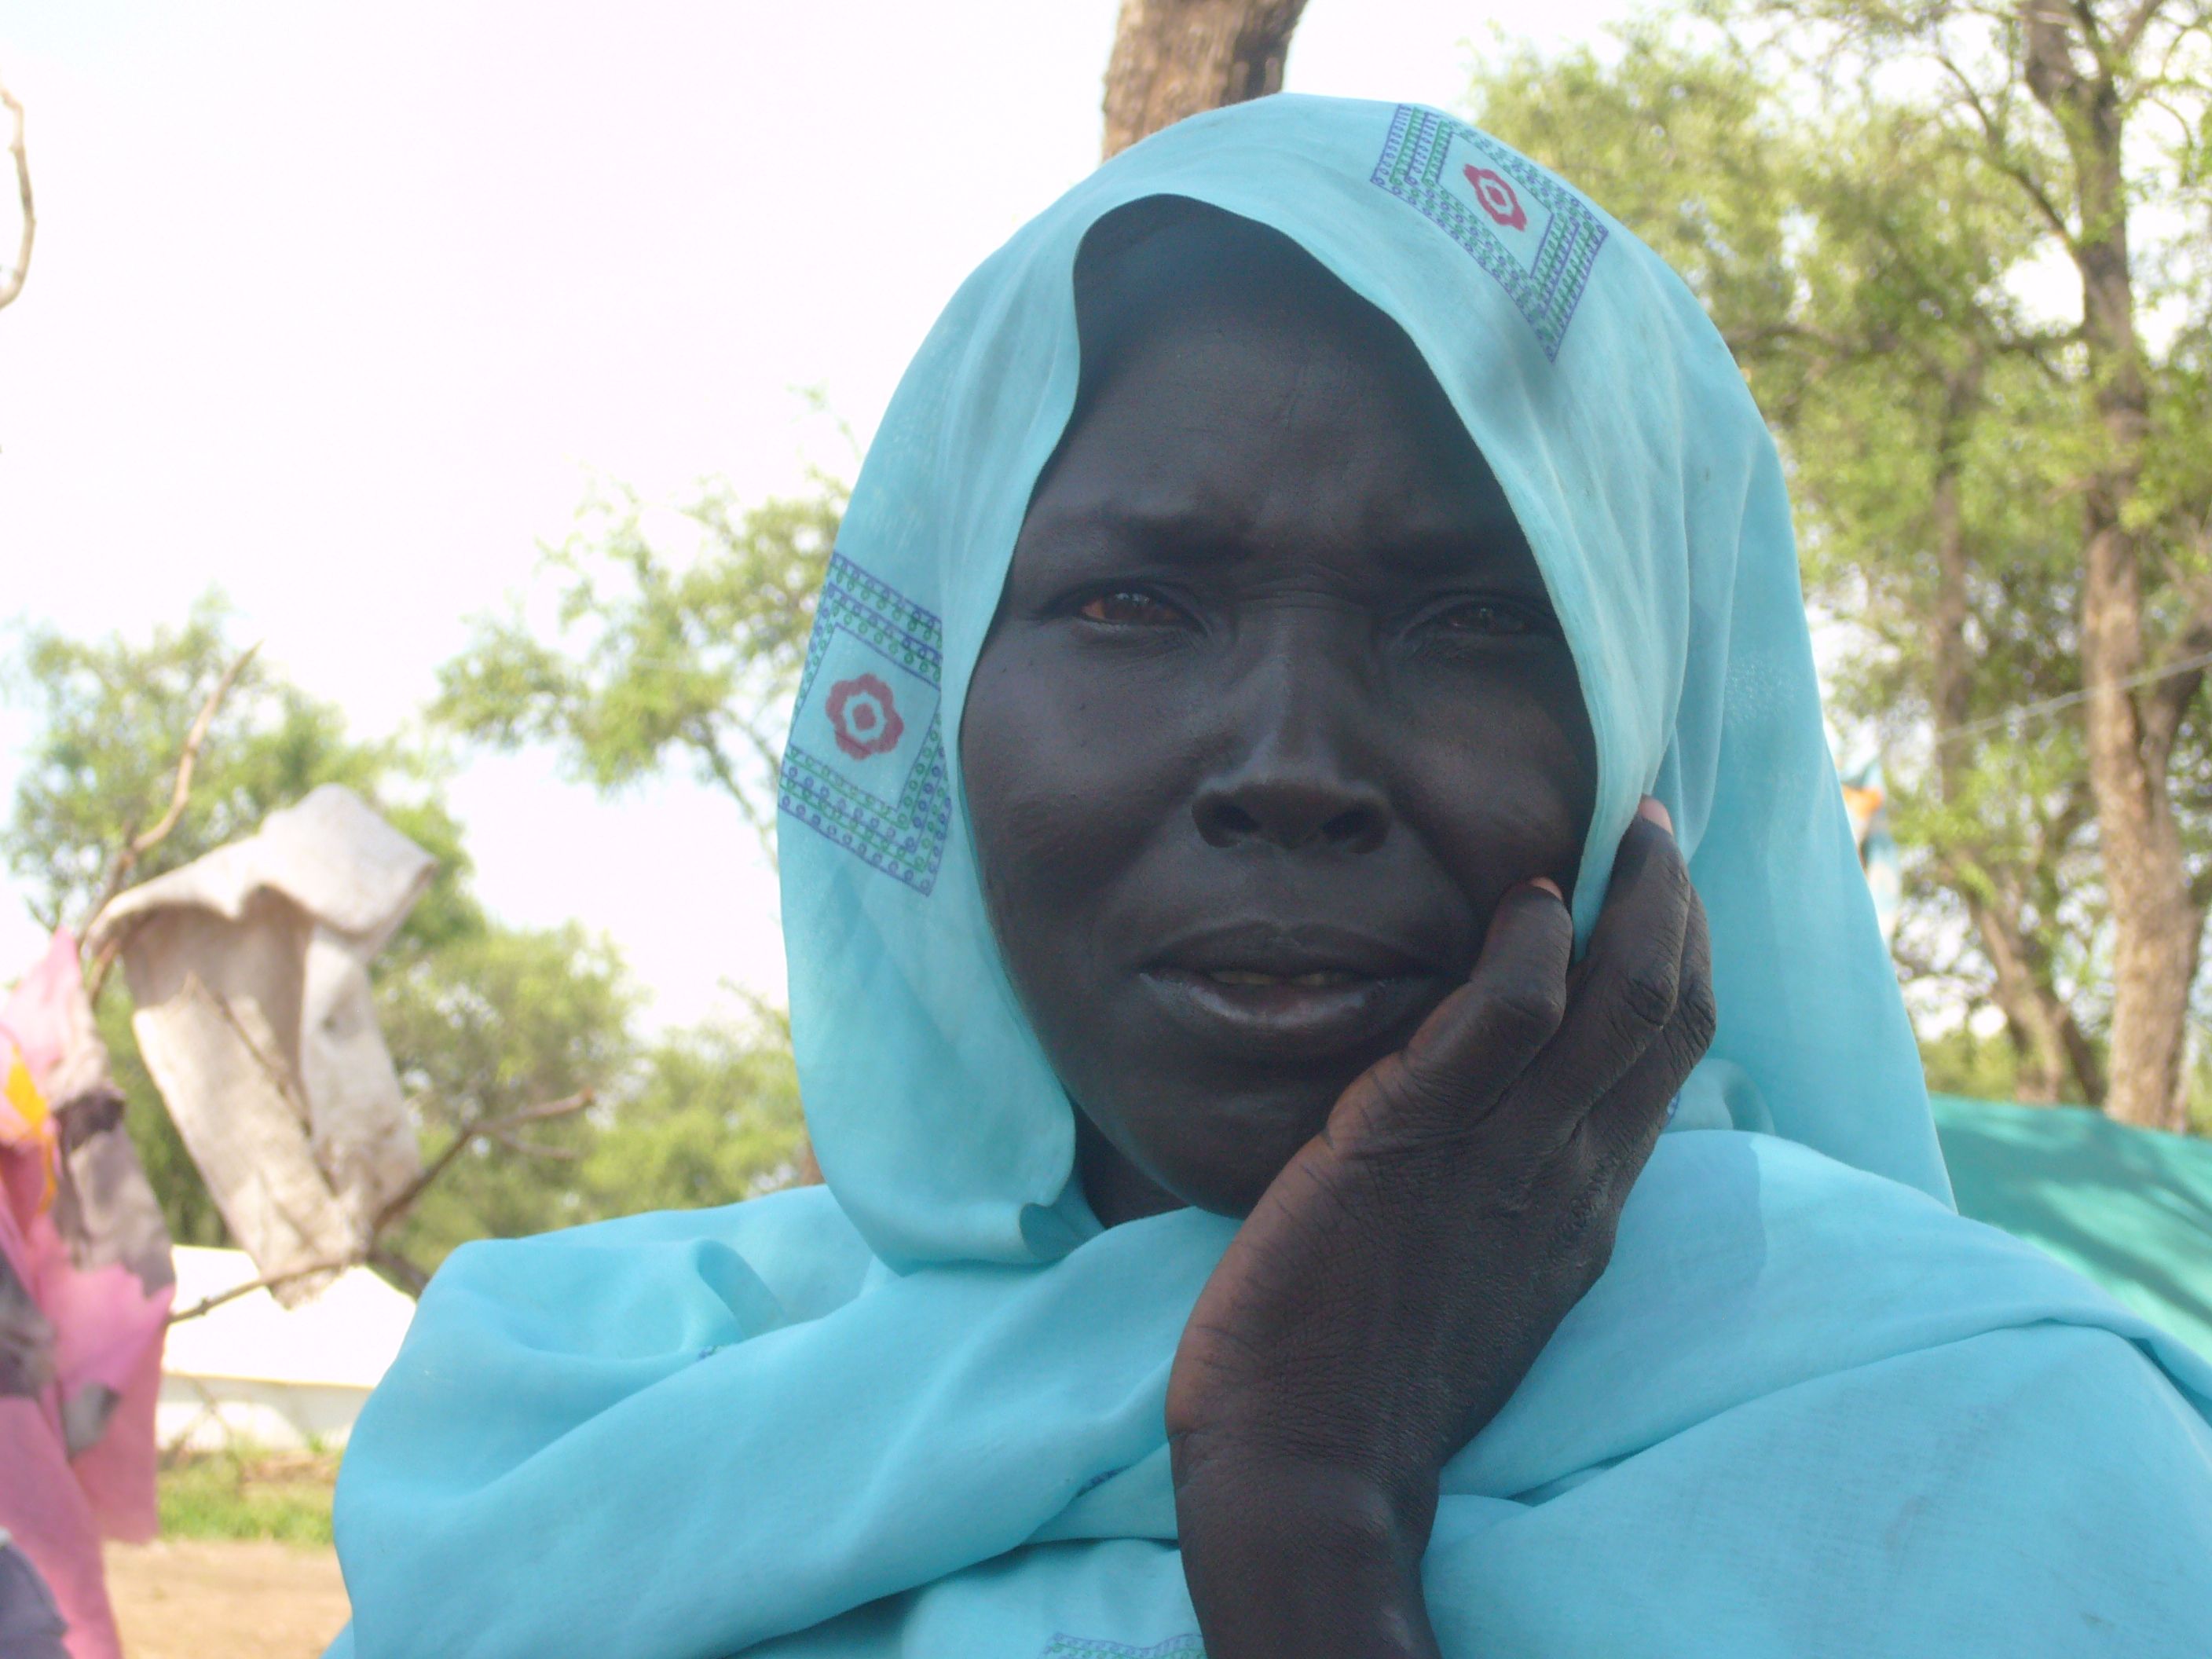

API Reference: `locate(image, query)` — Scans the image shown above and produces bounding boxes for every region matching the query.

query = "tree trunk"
[2082,513,2200,1127]
[2023,2,2200,1128]
[1102,0,1311,159]
[1925,368,2099,1103]
[1968,893,2100,1101]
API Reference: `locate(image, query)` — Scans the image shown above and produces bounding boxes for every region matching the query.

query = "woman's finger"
[1369,878,1573,1141]
[1513,808,1692,1137]
[1584,880,1717,1170]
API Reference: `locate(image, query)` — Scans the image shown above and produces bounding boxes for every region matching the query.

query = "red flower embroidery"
[1463,164,1527,232]
[826,673,905,760]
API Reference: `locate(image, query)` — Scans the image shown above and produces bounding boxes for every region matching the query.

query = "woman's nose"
[1189,617,1391,854]
[1192,771,1390,852]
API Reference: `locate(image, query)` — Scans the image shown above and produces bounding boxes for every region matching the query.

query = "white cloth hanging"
[88,785,430,1304]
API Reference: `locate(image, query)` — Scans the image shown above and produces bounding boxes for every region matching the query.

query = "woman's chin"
[1125,1091,1344,1220]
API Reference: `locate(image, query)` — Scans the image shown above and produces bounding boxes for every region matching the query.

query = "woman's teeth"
[1203,969,1359,988]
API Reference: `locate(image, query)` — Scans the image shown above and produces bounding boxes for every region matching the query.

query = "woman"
[2,931,171,1659]
[326,97,2212,1657]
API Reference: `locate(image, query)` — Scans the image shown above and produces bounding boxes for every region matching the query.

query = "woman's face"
[961,234,1597,1224]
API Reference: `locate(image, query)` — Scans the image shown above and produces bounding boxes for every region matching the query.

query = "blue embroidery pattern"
[778,553,953,894]
[1370,104,1607,361]
[1041,1639,1206,1658]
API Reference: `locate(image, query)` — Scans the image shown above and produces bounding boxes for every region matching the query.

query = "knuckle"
[1555,1167,1623,1283]
[1615,959,1679,1036]
[1488,972,1567,1046]
[1646,819,1690,877]
[1684,881,1713,936]
[1675,976,1719,1057]
[1363,1054,1469,1137]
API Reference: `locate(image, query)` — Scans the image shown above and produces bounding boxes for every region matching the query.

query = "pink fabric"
[1,932,172,1656]
[2,934,79,1088]
[0,1324,125,1659]
[0,1077,47,1230]
[0,1211,125,1659]
[27,1214,170,1540]
[60,1320,167,1544]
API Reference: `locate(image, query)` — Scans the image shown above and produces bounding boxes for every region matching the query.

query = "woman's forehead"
[1070,196,1404,379]
[1027,227,1536,584]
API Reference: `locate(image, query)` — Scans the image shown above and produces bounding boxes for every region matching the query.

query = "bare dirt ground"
[103,1540,350,1659]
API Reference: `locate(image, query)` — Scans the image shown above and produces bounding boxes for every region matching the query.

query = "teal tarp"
[1934,1094,2212,1362]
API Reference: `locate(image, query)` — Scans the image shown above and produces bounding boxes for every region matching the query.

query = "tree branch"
[81,643,262,994]
[164,1089,595,1324]
[2141,580,2212,769]
[688,715,778,858]
[2115,0,2169,59]
[2063,0,2114,73]
[1720,318,1864,361]
[372,1089,595,1235]
[2022,0,2090,106]
[490,1128,581,1161]
[368,1247,428,1296]
[0,76,31,312]
[165,1254,363,1326]
[1934,48,2080,249]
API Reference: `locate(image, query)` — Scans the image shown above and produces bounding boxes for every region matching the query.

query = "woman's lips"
[1137,964,1442,1062]
[1135,921,1455,1060]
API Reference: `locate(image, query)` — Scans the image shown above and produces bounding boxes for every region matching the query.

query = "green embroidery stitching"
[1370,104,1607,361]
[780,554,952,894]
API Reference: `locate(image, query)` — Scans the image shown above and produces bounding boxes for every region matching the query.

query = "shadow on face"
[960,199,1597,1226]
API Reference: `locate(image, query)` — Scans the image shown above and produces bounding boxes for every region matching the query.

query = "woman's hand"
[1166,802,1716,1659]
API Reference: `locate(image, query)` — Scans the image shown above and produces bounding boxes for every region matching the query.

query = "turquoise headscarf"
[328,97,2212,1657]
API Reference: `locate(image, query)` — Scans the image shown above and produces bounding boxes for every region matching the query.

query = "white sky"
[0,0,1632,1026]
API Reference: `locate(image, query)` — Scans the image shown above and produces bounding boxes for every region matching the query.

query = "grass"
[156,1448,339,1546]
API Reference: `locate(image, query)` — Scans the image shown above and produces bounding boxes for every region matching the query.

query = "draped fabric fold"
[330,96,2212,1656]
[333,1137,2212,1657]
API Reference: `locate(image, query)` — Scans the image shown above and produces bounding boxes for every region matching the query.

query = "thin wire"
[445,627,2212,750]
[1932,645,2212,746]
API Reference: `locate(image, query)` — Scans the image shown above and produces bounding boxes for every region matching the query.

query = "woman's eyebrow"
[1025,497,1255,565]
[1364,526,1549,588]
[1028,500,1538,578]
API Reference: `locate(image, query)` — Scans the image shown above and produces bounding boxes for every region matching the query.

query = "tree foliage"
[1470,3,2212,1127]
[580,1006,807,1221]
[374,921,639,1270]
[2,602,809,1268]
[432,475,843,850]
[3,593,471,940]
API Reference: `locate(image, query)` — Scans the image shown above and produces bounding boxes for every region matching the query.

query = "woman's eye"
[1434,599,1543,637]
[1078,588,1189,627]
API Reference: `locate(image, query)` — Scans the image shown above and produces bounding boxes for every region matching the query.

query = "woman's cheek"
[1402,732,1591,901]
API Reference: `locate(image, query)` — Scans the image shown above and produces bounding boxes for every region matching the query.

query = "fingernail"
[1529,876,1564,899]
[1637,797,1673,834]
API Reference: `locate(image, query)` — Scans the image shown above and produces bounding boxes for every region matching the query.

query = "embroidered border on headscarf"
[778,553,952,895]
[1041,1637,1207,1658]
[1369,104,1606,361]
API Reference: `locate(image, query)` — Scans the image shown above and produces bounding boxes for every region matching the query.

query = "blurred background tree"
[432,474,843,853]
[430,467,845,1185]
[1470,0,2212,1129]
[2,598,808,1275]
[3,594,472,939]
